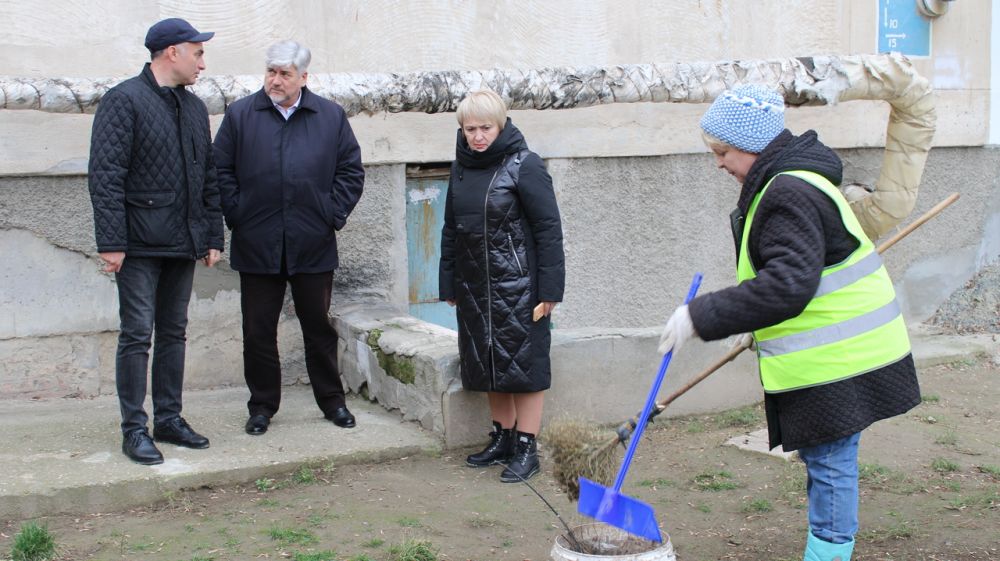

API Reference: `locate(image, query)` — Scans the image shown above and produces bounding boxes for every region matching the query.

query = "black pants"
[115,257,195,434]
[240,270,345,418]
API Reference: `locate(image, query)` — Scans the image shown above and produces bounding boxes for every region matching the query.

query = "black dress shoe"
[122,428,164,465]
[326,406,356,428]
[245,414,270,435]
[153,417,210,449]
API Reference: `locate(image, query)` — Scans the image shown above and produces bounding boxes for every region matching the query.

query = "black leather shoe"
[153,417,210,449]
[245,414,270,435]
[122,428,164,465]
[326,406,356,428]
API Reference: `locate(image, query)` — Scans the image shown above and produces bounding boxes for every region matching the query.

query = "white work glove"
[727,332,756,352]
[658,305,698,355]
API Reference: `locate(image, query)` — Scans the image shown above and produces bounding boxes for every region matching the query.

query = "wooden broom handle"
[652,342,748,414]
[876,193,960,254]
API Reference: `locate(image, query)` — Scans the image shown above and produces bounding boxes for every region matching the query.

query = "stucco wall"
[0,0,990,175]
[2,145,997,399]
[548,146,1000,330]
[0,167,407,398]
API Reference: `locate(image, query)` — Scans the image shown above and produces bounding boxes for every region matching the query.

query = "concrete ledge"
[0,387,441,520]
[909,323,1000,368]
[331,304,763,448]
[330,307,1000,452]
[547,328,760,423]
[334,300,465,438]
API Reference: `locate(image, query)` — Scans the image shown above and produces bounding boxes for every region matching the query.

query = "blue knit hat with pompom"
[700,84,785,153]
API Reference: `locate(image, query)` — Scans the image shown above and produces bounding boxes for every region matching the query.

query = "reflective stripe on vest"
[736,170,911,393]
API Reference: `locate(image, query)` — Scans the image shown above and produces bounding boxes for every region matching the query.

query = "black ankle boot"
[466,421,515,467]
[500,431,540,482]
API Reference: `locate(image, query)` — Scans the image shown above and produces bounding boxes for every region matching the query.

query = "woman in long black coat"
[439,89,565,483]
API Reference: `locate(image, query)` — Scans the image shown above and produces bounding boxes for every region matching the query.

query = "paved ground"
[0,388,440,520]
[1,324,995,521]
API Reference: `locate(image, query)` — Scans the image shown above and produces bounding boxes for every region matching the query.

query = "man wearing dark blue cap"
[88,18,223,465]
[142,18,215,86]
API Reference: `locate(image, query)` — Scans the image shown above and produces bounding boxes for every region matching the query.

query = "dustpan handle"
[611,272,702,492]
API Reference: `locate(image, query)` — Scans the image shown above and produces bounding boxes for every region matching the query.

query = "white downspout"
[990,0,1000,145]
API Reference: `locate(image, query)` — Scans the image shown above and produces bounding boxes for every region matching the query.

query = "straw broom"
[544,193,960,501]
[545,344,748,499]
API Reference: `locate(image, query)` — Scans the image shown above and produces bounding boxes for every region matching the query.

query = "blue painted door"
[406,174,457,331]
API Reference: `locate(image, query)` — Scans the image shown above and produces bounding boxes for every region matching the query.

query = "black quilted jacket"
[88,64,223,258]
[439,121,565,392]
[688,130,920,451]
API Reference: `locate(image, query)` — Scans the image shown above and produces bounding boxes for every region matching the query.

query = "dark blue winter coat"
[213,87,365,274]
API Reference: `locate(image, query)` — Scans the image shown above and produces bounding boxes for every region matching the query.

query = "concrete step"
[1,327,995,521]
[0,386,441,520]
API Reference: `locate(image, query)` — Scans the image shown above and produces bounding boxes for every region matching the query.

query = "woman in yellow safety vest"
[657,84,921,561]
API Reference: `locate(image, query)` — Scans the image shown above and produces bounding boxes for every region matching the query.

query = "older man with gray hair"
[213,40,365,436]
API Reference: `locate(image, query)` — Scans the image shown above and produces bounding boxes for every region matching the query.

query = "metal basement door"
[405,165,457,331]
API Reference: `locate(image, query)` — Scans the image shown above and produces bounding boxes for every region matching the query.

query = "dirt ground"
[3,358,998,561]
[930,261,1000,334]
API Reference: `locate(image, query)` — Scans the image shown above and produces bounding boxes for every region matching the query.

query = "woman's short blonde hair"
[456,89,507,129]
[701,130,731,152]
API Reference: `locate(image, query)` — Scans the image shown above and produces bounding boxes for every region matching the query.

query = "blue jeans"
[114,257,195,434]
[798,432,861,544]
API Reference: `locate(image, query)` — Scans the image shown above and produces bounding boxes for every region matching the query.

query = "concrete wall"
[839,146,1000,322]
[0,1,991,174]
[549,146,1000,329]
[0,162,407,398]
[3,146,997,401]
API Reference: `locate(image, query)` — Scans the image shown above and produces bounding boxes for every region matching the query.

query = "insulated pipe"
[833,55,937,239]
[0,52,934,236]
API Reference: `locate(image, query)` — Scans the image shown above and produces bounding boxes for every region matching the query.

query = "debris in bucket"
[559,523,661,555]
[542,417,618,500]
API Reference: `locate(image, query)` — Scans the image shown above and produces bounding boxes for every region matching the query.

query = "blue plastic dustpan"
[578,273,703,543]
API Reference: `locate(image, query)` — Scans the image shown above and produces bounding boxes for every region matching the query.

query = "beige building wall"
[0,0,989,174]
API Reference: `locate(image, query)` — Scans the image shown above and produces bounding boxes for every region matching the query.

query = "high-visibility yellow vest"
[737,170,911,393]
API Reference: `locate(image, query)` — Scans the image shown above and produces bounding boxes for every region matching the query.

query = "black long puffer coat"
[439,120,565,392]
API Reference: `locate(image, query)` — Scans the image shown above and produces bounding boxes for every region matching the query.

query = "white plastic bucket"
[550,523,677,561]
